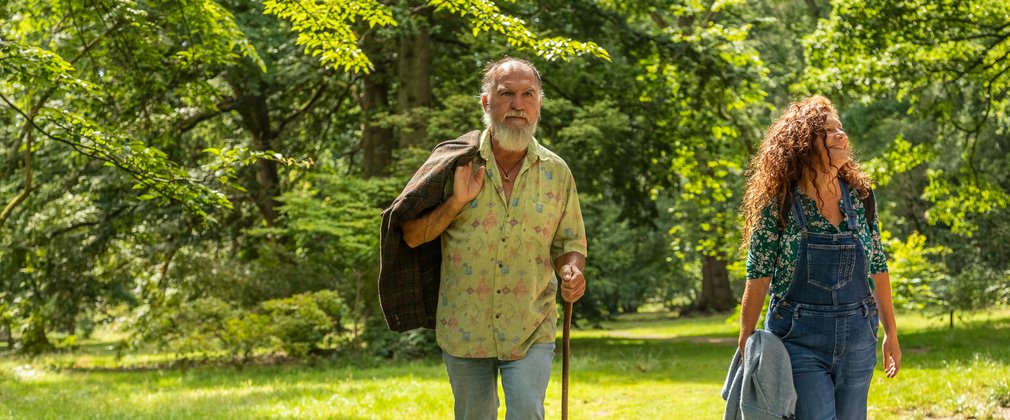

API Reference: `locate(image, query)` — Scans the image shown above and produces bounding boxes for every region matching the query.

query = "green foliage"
[885,228,1010,324]
[0,0,266,221]
[0,0,327,356]
[262,291,346,358]
[143,297,236,355]
[802,0,1010,235]
[577,197,692,320]
[932,267,1010,319]
[863,135,934,187]
[884,230,948,311]
[221,312,272,362]
[265,0,608,75]
[429,0,609,61]
[139,291,347,361]
[922,169,1010,236]
[263,0,397,73]
[361,318,440,360]
[5,0,1010,359]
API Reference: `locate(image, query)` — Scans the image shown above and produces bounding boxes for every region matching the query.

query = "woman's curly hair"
[741,95,872,249]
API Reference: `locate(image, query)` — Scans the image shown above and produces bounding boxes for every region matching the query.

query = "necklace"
[495,156,524,182]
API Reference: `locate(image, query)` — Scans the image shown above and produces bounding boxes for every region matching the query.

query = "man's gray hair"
[480,57,544,98]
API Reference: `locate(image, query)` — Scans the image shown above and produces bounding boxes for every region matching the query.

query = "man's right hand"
[402,161,486,248]
[451,161,485,206]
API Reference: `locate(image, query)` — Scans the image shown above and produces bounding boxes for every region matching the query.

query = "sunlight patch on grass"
[9,364,47,382]
[251,373,454,419]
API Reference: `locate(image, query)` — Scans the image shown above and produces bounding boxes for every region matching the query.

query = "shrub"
[262,293,334,358]
[361,317,439,360]
[138,291,348,361]
[222,313,271,363]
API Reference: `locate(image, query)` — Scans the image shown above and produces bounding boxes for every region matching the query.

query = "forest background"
[1,0,1009,375]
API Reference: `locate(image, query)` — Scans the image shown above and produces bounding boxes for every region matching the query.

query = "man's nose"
[511,97,524,110]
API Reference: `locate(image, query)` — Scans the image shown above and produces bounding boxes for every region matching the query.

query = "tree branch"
[274,80,330,136]
[173,97,242,134]
[0,91,211,217]
[0,131,33,224]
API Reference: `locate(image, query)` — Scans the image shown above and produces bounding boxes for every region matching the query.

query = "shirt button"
[498,262,503,268]
[501,237,506,242]
[495,313,501,319]
[497,289,502,294]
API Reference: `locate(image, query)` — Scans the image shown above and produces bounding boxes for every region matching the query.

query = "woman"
[738,96,901,419]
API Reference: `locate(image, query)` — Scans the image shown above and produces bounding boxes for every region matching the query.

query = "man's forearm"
[402,197,467,248]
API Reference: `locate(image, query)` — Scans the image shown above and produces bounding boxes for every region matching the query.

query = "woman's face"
[815,114,849,170]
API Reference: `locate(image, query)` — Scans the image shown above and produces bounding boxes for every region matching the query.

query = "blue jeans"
[767,298,879,420]
[442,343,555,420]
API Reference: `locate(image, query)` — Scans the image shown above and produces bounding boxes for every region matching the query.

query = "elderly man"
[379,57,587,419]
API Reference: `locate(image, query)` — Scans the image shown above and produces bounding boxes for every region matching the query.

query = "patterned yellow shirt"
[437,130,587,360]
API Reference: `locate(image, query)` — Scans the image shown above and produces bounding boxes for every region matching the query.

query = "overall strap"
[863,188,877,226]
[838,178,859,233]
[791,186,808,233]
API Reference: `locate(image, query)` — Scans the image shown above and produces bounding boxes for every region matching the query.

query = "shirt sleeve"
[746,204,781,280]
[866,190,889,275]
[550,168,587,262]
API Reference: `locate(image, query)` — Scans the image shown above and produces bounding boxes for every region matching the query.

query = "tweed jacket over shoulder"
[378,131,482,332]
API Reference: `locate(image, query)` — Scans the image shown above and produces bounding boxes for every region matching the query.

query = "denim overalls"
[765,180,880,420]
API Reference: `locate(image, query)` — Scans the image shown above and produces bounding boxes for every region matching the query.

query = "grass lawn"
[1,309,1009,419]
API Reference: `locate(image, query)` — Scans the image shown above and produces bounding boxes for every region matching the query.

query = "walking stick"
[562,301,573,420]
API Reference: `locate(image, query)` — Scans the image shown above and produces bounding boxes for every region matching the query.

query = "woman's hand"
[882,334,901,378]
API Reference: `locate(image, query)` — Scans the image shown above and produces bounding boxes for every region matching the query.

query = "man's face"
[482,63,542,152]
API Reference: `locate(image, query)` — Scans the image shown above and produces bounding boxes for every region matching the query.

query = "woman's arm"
[872,271,901,378]
[738,277,771,354]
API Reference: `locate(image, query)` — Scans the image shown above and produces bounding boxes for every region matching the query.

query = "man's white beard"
[484,112,536,152]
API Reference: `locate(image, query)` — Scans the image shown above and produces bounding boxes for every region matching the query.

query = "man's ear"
[480,95,489,112]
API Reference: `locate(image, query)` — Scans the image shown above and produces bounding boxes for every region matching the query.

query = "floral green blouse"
[745,188,888,297]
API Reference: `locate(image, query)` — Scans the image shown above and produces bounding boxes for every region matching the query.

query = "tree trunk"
[0,322,11,349]
[361,37,396,178]
[698,255,736,312]
[235,89,281,225]
[20,314,53,354]
[802,0,827,20]
[397,6,433,149]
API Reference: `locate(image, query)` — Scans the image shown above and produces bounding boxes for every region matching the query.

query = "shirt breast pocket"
[524,194,560,251]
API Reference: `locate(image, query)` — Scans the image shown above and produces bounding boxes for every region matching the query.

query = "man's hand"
[402,160,484,248]
[559,264,586,303]
[451,161,485,206]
